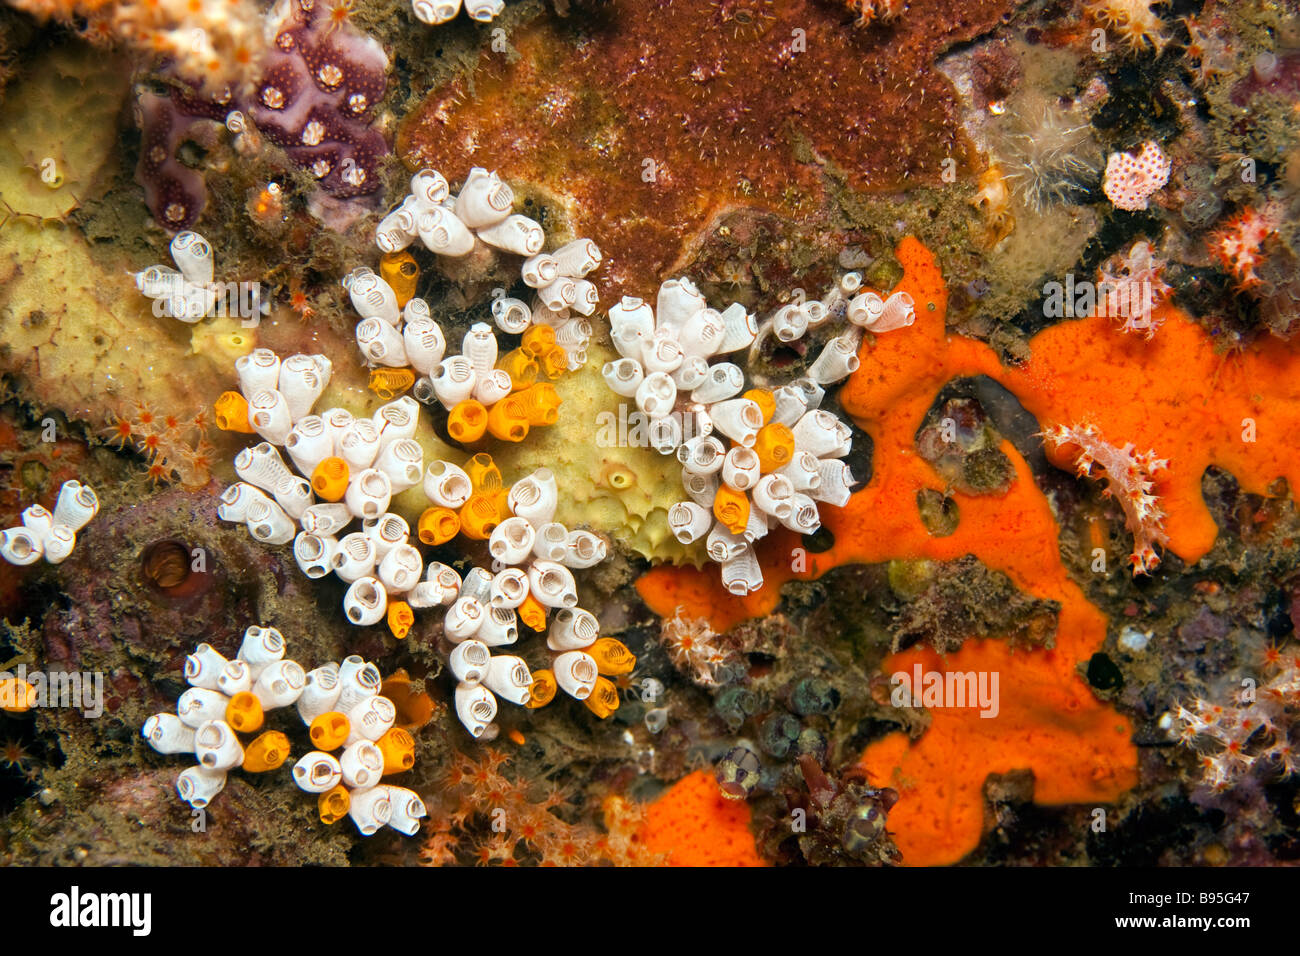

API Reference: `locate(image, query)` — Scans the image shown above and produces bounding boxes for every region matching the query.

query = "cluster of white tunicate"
[746,273,917,365]
[411,0,503,26]
[367,167,601,374]
[143,627,302,808]
[0,481,98,566]
[143,628,425,836]
[135,232,214,322]
[134,231,262,324]
[212,345,618,739]
[290,655,427,836]
[602,273,916,595]
[216,347,436,627]
[434,466,611,737]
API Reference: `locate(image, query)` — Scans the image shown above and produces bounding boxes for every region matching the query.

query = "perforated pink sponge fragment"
[1102,140,1170,212]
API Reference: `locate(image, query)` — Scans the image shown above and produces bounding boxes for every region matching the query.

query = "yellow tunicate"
[319,785,350,825]
[464,453,502,494]
[515,383,561,426]
[520,325,556,358]
[379,250,419,307]
[713,483,750,535]
[459,493,501,540]
[588,638,637,676]
[583,677,620,719]
[225,691,264,734]
[417,507,460,546]
[369,367,416,400]
[753,422,796,473]
[743,388,775,424]
[448,400,488,445]
[242,730,291,772]
[309,711,350,752]
[311,457,350,502]
[214,391,255,433]
[539,345,569,378]
[518,593,548,633]
[486,396,530,442]
[526,669,557,709]
[376,727,416,775]
[387,600,414,640]
[497,349,539,389]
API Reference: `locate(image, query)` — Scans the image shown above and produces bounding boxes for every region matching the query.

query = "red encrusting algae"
[637,237,1300,865]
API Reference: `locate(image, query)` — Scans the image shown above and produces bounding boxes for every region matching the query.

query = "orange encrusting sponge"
[637,771,768,866]
[637,237,1300,866]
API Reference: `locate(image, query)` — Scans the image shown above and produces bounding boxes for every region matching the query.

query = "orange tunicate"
[753,422,795,473]
[637,771,767,866]
[539,345,569,378]
[515,383,562,426]
[417,506,460,546]
[486,397,530,442]
[224,691,264,734]
[743,388,775,423]
[464,453,502,494]
[387,600,414,640]
[376,727,416,775]
[309,711,350,752]
[520,325,556,358]
[369,367,416,400]
[241,730,290,772]
[379,669,435,731]
[525,668,557,709]
[319,785,350,825]
[310,457,349,502]
[448,400,488,444]
[589,637,636,676]
[379,250,419,307]
[497,349,540,389]
[459,493,501,540]
[517,593,548,632]
[583,676,620,718]
[712,483,749,535]
[214,391,255,433]
[0,678,36,713]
